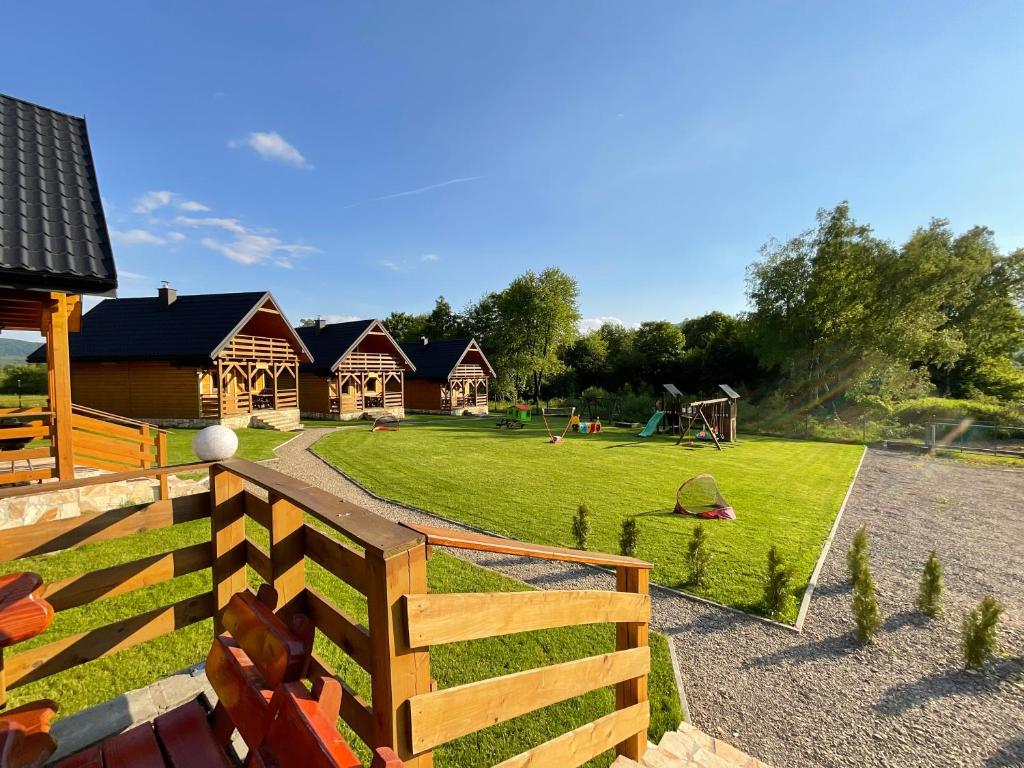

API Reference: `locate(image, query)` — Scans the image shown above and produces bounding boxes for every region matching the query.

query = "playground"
[313,416,864,622]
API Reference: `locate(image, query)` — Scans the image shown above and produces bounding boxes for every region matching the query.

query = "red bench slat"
[100,724,163,768]
[153,701,234,768]
[257,683,360,768]
[51,745,102,768]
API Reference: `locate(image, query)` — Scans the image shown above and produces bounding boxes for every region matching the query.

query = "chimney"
[158,282,177,305]
[421,336,429,346]
[317,316,327,330]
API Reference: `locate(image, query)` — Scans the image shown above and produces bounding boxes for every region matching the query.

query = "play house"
[295,319,415,421]
[400,338,494,415]
[31,288,312,430]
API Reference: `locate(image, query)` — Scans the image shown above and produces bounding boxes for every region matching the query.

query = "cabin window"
[199,371,215,394]
[342,378,356,396]
[365,377,379,393]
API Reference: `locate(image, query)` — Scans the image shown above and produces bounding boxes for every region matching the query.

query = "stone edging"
[302,434,809,634]
[793,445,868,631]
[666,635,691,724]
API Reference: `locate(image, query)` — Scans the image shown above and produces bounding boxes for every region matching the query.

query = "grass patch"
[314,418,864,622]
[0,393,47,409]
[164,428,296,464]
[2,519,680,767]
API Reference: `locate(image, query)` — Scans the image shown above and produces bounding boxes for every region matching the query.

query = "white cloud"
[342,177,481,209]
[324,314,361,323]
[178,200,210,212]
[229,131,311,169]
[578,316,625,333]
[420,253,440,262]
[199,233,316,268]
[379,260,400,271]
[132,191,174,214]
[174,216,247,234]
[111,228,166,246]
[119,270,148,280]
[166,232,186,241]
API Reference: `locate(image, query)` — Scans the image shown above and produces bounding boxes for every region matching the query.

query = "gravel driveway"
[269,429,1024,768]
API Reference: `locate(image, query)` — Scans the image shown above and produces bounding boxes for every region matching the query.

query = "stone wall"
[406,405,490,416]
[300,407,405,422]
[135,409,299,430]
[0,474,208,530]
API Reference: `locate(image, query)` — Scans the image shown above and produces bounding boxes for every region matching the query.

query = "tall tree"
[492,268,581,402]
[633,321,686,389]
[382,311,428,342]
[422,296,461,340]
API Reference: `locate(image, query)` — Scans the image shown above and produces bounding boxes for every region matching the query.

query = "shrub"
[915,551,943,617]
[961,595,1003,670]
[619,516,639,558]
[762,546,793,619]
[0,364,47,394]
[846,524,869,586]
[852,563,882,644]
[571,503,591,550]
[686,527,712,587]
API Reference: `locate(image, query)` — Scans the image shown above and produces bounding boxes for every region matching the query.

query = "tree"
[762,546,793,619]
[299,317,319,327]
[686,527,712,587]
[562,333,609,392]
[916,551,943,618]
[961,595,1003,670]
[852,562,882,644]
[422,296,461,340]
[571,503,591,550]
[619,516,639,557]
[382,311,428,343]
[633,321,685,389]
[492,268,581,402]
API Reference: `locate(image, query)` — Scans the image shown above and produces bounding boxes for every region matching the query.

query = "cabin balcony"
[220,334,299,364]
[0,460,653,768]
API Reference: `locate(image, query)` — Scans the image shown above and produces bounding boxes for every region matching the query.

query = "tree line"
[377,203,1024,412]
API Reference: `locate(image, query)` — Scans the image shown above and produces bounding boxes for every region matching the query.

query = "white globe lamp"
[192,425,239,462]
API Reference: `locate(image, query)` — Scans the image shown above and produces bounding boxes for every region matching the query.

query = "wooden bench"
[0,578,400,768]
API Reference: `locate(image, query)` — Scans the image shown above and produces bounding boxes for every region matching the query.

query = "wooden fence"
[0,459,651,767]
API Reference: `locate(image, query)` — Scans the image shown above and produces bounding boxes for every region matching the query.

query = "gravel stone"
[269,429,1024,768]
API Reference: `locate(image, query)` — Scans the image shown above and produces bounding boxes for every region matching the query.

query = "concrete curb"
[793,444,868,631]
[666,636,691,724]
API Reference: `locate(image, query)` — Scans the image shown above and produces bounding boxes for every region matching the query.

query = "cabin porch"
[0,291,169,493]
[0,459,653,768]
[199,335,301,424]
[441,376,489,414]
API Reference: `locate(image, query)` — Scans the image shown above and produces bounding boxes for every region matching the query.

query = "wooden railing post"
[365,543,433,767]
[211,466,246,634]
[157,432,169,500]
[615,565,650,760]
[44,293,75,481]
[268,492,306,620]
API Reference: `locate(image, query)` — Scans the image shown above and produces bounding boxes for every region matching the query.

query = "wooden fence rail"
[0,459,654,768]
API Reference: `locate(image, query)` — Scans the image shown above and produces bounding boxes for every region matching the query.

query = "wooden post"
[45,294,75,481]
[365,544,433,767]
[615,565,649,760]
[268,492,306,620]
[210,466,246,634]
[157,431,169,500]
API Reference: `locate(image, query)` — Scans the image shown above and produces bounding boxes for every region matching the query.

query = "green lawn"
[314,417,865,622]
[164,427,296,464]
[0,393,47,408]
[2,518,680,768]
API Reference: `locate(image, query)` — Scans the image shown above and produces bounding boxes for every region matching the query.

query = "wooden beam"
[45,294,75,481]
[4,592,215,690]
[404,590,649,646]
[402,523,653,570]
[0,493,210,562]
[305,589,372,673]
[614,567,650,760]
[407,647,650,753]
[304,525,369,595]
[211,467,246,634]
[269,492,306,618]
[493,702,649,768]
[42,543,211,612]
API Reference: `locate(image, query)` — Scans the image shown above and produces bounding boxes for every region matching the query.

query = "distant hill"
[0,338,43,366]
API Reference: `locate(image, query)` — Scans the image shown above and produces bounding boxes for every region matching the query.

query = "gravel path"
[269,429,1024,768]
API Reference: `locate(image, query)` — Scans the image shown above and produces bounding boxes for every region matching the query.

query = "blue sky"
[4,1,1023,340]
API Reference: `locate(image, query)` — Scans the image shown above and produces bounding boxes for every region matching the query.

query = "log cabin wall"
[71,361,200,419]
[404,378,442,411]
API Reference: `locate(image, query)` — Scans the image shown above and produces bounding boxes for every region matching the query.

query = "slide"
[638,411,665,438]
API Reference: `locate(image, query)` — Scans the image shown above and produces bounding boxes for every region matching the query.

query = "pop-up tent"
[673,473,736,520]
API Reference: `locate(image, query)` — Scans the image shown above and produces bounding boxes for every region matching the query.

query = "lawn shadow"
[874,657,1024,716]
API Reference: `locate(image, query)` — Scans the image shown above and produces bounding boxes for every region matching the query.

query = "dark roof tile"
[401,339,494,380]
[0,93,117,294]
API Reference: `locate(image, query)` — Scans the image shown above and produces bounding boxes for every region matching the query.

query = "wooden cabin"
[400,338,494,415]
[0,93,172,488]
[30,288,312,430]
[296,319,415,420]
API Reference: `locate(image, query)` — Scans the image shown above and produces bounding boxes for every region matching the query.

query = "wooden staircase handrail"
[71,404,168,434]
[400,522,653,570]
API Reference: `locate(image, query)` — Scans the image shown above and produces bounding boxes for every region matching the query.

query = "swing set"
[541,406,576,444]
